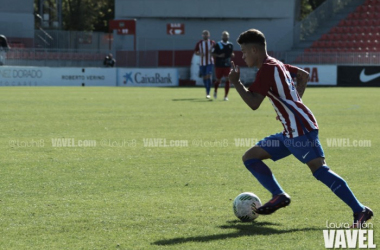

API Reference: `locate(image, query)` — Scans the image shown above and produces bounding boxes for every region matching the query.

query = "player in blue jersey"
[212,31,234,101]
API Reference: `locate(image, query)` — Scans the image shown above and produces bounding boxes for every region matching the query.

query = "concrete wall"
[116,0,295,19]
[0,13,34,38]
[0,0,33,13]
[0,0,34,39]
[114,0,297,51]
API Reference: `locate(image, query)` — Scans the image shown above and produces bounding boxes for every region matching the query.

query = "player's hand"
[228,61,240,85]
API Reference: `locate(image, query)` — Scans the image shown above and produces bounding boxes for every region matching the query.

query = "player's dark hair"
[237,29,266,47]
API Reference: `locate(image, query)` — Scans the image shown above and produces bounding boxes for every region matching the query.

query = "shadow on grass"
[172,98,213,102]
[152,220,322,246]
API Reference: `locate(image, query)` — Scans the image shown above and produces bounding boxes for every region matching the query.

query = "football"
[233,192,262,222]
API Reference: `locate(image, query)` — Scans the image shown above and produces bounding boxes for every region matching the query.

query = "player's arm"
[211,52,225,58]
[194,42,202,56]
[228,62,265,110]
[295,68,309,98]
[211,45,224,58]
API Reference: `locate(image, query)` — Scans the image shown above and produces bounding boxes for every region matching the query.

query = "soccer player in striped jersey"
[228,29,373,228]
[194,30,215,99]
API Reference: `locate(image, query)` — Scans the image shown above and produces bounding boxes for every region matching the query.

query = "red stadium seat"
[332,41,340,48]
[341,41,349,48]
[336,27,344,33]
[372,19,380,26]
[352,34,360,41]
[344,20,352,26]
[347,41,356,49]
[365,19,373,26]
[349,27,357,34]
[352,20,359,26]
[368,24,375,31]
[358,19,366,26]
[356,6,364,12]
[343,27,351,34]
[342,34,350,41]
[317,41,326,48]
[332,34,341,40]
[338,20,346,27]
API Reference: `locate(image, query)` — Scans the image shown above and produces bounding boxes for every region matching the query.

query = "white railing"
[272,51,380,65]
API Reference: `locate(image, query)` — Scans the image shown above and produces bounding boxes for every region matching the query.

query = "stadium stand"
[299,0,380,63]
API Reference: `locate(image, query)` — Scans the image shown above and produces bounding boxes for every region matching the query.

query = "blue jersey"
[212,41,233,68]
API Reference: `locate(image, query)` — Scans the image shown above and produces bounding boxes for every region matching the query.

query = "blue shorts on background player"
[199,64,213,97]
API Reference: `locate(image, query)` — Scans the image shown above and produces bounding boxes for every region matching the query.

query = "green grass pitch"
[1,86,379,249]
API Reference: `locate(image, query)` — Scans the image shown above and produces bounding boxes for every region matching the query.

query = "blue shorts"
[257,130,325,164]
[199,65,213,77]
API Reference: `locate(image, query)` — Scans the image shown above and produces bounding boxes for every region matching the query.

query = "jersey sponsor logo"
[359,69,380,83]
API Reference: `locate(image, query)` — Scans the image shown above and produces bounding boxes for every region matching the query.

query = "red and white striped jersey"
[194,39,215,66]
[248,56,318,138]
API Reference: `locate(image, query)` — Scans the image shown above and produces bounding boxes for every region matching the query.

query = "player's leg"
[205,65,213,97]
[204,75,211,98]
[213,78,220,99]
[307,158,373,228]
[290,130,373,227]
[223,68,230,100]
[214,67,222,99]
[243,133,292,214]
[199,66,209,98]
[243,145,285,195]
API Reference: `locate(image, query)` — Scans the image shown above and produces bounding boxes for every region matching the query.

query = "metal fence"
[34,30,112,50]
[3,48,111,67]
[2,48,380,67]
